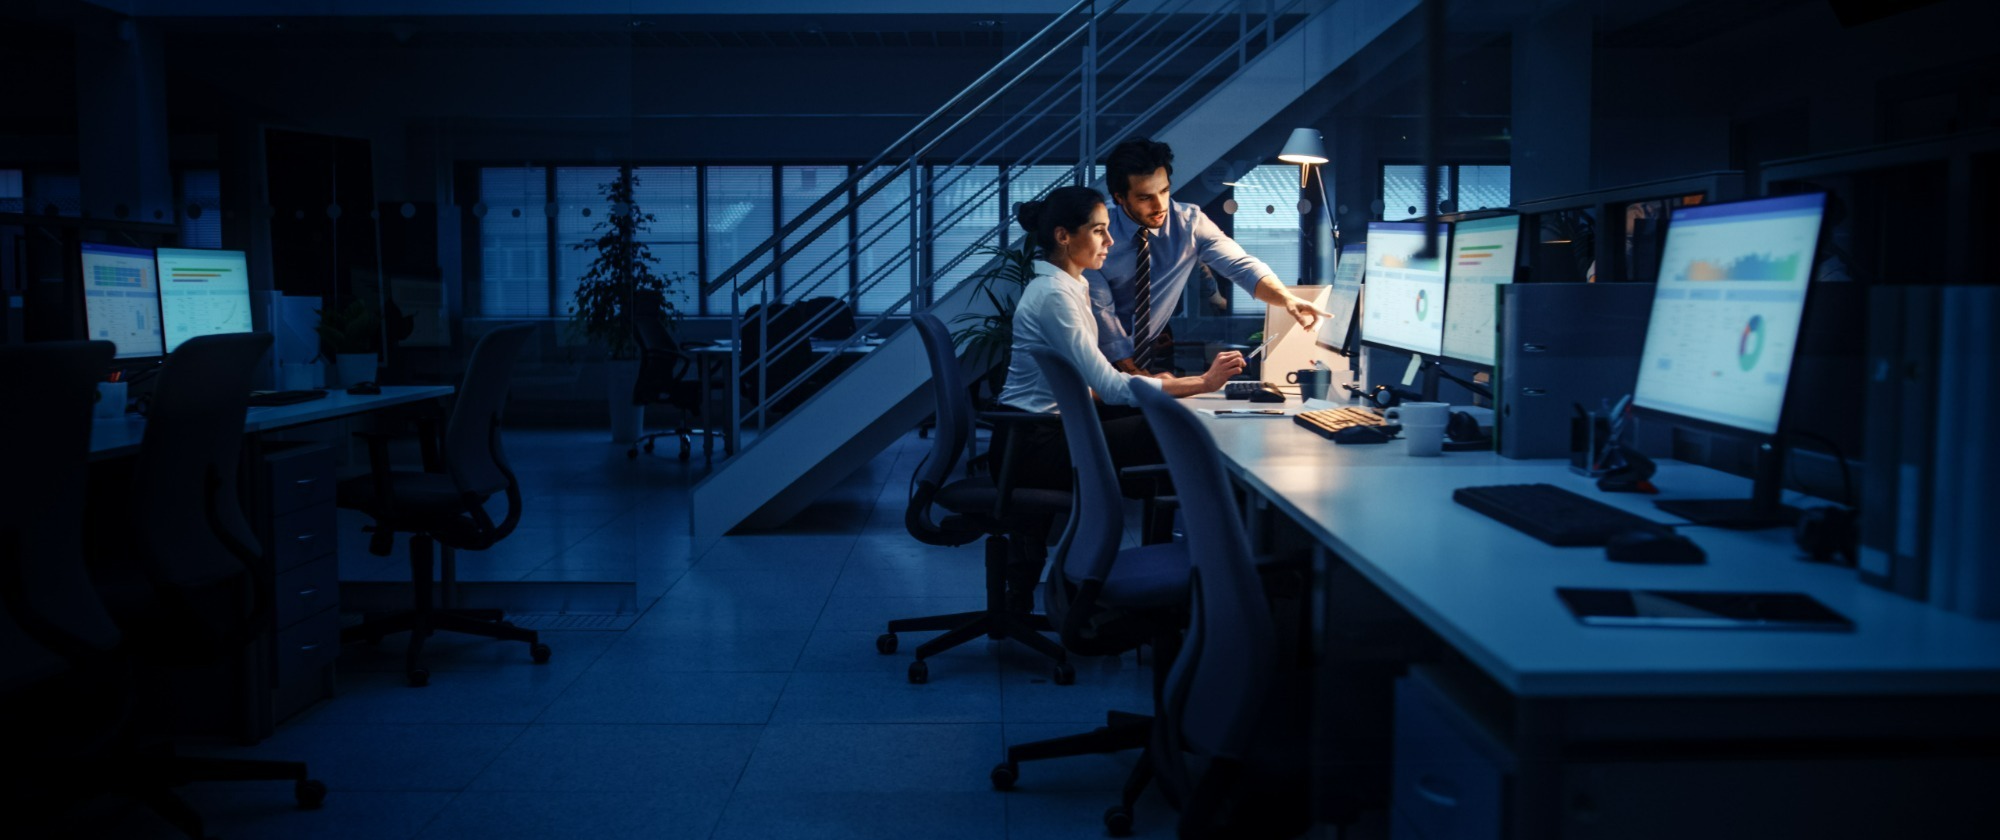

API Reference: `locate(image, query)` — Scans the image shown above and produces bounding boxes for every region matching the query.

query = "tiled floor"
[128,428,1266,839]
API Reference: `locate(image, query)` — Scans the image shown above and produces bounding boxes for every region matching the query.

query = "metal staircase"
[690,0,1418,545]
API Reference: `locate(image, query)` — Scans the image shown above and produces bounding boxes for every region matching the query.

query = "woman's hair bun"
[1015,199,1045,231]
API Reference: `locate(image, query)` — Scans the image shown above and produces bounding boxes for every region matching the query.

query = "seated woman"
[995,185,1246,492]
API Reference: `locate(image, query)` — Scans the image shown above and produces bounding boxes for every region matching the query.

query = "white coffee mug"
[1383,401,1450,427]
[1402,421,1447,457]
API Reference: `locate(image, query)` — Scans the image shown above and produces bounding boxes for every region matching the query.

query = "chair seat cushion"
[935,478,1071,518]
[1075,541,1190,609]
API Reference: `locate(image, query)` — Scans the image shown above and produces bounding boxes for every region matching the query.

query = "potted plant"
[315,297,381,387]
[568,167,675,443]
[950,237,1037,399]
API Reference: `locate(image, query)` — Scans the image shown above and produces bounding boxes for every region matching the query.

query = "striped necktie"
[1131,229,1156,373]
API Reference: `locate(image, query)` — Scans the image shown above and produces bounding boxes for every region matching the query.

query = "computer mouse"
[1604,529,1706,565]
[1249,384,1286,403]
[346,381,382,396]
[1330,425,1394,445]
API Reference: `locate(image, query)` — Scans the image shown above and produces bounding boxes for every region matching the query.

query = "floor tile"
[539,669,790,724]
[466,724,762,791]
[416,789,729,840]
[771,668,1002,724]
[734,723,1004,793]
[713,792,1006,840]
[184,723,527,792]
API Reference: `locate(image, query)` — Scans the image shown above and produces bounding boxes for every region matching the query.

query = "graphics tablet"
[1556,587,1853,631]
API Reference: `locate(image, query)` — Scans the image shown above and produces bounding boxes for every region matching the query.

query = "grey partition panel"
[1494,283,1654,460]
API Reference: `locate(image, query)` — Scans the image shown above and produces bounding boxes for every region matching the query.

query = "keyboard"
[1452,483,1668,546]
[247,389,329,407]
[1293,406,1389,438]
[1223,380,1265,399]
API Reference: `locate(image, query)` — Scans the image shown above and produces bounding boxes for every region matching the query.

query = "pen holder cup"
[1569,411,1614,477]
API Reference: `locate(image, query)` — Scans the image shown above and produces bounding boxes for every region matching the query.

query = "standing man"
[1087,138,1328,375]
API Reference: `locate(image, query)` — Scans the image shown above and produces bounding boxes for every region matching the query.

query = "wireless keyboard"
[1294,406,1389,437]
[1452,483,1668,546]
[248,389,329,407]
[1223,380,1264,399]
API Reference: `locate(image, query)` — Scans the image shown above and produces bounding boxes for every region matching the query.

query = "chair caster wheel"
[295,779,328,809]
[990,762,1018,791]
[678,442,691,461]
[1052,661,1076,686]
[1103,805,1134,836]
[644,440,656,453]
[531,642,552,664]
[875,633,898,655]
[907,660,929,684]
[407,668,430,688]
[626,447,639,460]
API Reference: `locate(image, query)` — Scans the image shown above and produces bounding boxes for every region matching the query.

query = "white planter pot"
[334,353,378,388]
[605,358,644,444]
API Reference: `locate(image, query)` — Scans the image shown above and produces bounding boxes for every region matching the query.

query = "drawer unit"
[263,443,337,515]
[272,606,342,721]
[1392,674,1507,840]
[269,504,338,573]
[274,553,339,630]
[256,442,341,728]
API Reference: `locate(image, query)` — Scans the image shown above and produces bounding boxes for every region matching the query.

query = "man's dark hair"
[1104,139,1174,197]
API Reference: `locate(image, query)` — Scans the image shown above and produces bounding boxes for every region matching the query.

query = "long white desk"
[89,385,455,460]
[1182,393,2000,838]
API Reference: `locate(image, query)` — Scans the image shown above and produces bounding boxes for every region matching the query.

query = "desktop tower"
[1860,285,2000,618]
[1493,283,1655,460]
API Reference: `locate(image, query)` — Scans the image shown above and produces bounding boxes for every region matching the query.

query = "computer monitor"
[1440,215,1520,368]
[1359,221,1451,358]
[156,247,253,353]
[79,242,165,361]
[1633,192,1827,527]
[1315,243,1365,356]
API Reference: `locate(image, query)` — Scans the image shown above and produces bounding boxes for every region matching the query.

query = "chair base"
[992,710,1157,837]
[341,535,549,687]
[878,534,1068,684]
[121,753,325,839]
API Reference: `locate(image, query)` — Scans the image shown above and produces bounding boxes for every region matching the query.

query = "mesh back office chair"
[877,313,1072,684]
[0,341,129,833]
[628,290,710,462]
[338,324,547,687]
[989,350,1192,837]
[116,333,328,835]
[1133,382,1309,839]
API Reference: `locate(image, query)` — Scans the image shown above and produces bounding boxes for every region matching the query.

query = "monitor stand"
[1653,438,1800,529]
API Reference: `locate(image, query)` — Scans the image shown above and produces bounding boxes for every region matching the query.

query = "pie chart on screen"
[1415,289,1429,321]
[1738,314,1765,372]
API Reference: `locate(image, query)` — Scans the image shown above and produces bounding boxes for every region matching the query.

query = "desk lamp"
[1279,128,1333,283]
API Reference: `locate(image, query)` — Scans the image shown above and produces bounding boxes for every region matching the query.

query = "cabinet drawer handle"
[296,533,318,542]
[293,478,317,486]
[1415,775,1459,809]
[298,643,320,653]
[297,586,319,598]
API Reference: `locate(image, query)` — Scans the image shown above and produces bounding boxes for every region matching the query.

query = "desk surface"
[90,385,455,460]
[1187,392,2000,699]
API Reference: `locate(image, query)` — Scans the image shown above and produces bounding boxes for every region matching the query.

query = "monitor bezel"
[154,246,253,354]
[1316,242,1366,357]
[1437,212,1523,369]
[1628,192,1828,442]
[78,240,167,364]
[1358,220,1453,359]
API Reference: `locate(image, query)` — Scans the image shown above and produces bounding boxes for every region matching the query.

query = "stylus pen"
[1213,409,1287,418]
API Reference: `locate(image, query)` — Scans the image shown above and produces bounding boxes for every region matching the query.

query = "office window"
[30,173,81,217]
[704,166,774,316]
[553,166,619,321]
[1456,165,1511,211]
[1381,163,1510,219]
[927,165,1000,302]
[0,169,22,213]
[855,165,914,315]
[177,170,222,248]
[632,166,700,317]
[780,165,853,303]
[1230,164,1304,311]
[478,167,550,317]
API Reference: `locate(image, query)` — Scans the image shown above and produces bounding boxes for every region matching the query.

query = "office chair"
[339,323,547,687]
[109,332,328,836]
[738,296,859,417]
[989,350,1192,837]
[877,313,1071,684]
[1133,382,1310,839]
[628,289,710,462]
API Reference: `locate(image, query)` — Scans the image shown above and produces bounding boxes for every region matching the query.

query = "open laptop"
[1258,284,1339,389]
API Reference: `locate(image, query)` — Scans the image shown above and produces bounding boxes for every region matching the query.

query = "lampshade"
[1277,128,1328,165]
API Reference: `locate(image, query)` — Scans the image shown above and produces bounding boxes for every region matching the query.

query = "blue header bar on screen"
[82,242,154,259]
[1672,193,1825,227]
[1369,221,1430,235]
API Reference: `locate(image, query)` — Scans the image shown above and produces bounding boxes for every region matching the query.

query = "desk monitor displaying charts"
[1440,215,1520,367]
[1316,243,1365,354]
[1632,193,1825,437]
[1360,221,1451,357]
[156,247,253,353]
[80,242,165,360]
